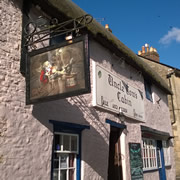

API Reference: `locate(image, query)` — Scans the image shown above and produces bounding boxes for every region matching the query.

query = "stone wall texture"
[0,0,176,180]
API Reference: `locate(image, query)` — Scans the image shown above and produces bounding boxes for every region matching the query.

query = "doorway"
[108,126,123,180]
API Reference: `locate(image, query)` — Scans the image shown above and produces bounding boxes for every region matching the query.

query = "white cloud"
[159,27,180,45]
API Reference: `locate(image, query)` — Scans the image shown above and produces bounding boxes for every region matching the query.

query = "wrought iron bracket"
[24,14,93,48]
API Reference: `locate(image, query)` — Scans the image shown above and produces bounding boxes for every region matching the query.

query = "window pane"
[53,170,58,180]
[54,153,58,159]
[55,135,60,150]
[69,169,75,180]
[53,160,59,169]
[63,135,70,151]
[71,136,77,151]
[60,154,68,169]
[142,138,157,170]
[69,154,75,167]
[60,170,67,180]
[145,81,153,101]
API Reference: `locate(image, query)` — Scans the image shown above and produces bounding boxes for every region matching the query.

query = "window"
[142,138,157,170]
[162,140,171,166]
[144,80,153,102]
[50,120,90,180]
[53,133,79,180]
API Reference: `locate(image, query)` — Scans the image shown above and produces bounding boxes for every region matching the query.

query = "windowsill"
[165,164,171,168]
[143,168,158,173]
[54,150,78,154]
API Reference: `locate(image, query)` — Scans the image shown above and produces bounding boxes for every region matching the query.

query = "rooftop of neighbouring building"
[138,44,160,62]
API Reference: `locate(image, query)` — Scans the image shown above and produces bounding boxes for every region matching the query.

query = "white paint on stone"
[0,1,175,180]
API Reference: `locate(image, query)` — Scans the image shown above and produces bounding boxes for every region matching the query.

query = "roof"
[39,0,172,94]
[138,55,180,73]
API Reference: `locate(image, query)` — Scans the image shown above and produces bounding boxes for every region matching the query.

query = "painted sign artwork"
[129,143,144,180]
[26,36,90,104]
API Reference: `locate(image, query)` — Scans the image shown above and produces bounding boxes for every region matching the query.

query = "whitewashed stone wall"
[0,0,52,179]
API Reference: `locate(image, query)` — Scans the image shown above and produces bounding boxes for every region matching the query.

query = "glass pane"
[60,154,68,169]
[69,154,75,167]
[69,169,75,180]
[54,160,59,169]
[53,170,58,180]
[60,170,67,180]
[63,135,70,151]
[71,136,77,151]
[55,135,60,150]
[54,153,59,161]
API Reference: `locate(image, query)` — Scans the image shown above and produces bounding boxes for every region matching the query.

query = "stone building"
[0,0,176,180]
[138,44,180,180]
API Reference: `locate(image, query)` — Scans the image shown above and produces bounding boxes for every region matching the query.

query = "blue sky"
[72,0,180,69]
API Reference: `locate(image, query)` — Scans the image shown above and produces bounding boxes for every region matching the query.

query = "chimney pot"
[140,45,159,62]
[150,47,153,52]
[138,51,142,55]
[105,24,109,29]
[142,46,145,54]
[105,24,112,33]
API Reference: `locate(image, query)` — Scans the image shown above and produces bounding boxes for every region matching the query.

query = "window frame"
[54,132,79,154]
[50,120,90,180]
[53,132,79,180]
[162,140,171,166]
[144,80,153,102]
[142,138,158,171]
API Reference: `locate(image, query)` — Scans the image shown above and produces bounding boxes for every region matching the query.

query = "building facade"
[138,45,180,180]
[0,0,176,180]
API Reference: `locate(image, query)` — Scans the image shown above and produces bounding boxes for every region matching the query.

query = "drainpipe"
[167,72,176,125]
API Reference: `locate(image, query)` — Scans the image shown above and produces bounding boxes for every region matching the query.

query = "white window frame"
[53,132,79,180]
[54,132,79,153]
[162,140,171,166]
[142,138,158,171]
[157,147,162,168]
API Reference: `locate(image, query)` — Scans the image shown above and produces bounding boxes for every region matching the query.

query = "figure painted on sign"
[40,60,64,93]
[55,48,74,75]
[57,48,77,89]
[29,40,85,101]
[40,61,53,84]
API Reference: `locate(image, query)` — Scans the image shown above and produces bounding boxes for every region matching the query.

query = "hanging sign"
[26,35,90,104]
[92,62,145,121]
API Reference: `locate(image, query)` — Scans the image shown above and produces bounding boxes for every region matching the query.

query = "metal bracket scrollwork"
[24,14,93,48]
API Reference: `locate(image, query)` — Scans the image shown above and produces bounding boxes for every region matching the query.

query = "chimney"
[105,24,112,33]
[138,44,160,62]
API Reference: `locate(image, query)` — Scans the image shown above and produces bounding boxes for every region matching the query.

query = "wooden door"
[108,126,123,180]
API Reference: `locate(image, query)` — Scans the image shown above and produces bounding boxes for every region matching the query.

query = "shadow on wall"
[32,95,109,179]
[90,41,143,84]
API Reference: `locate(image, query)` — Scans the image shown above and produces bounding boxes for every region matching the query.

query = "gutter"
[167,71,177,125]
